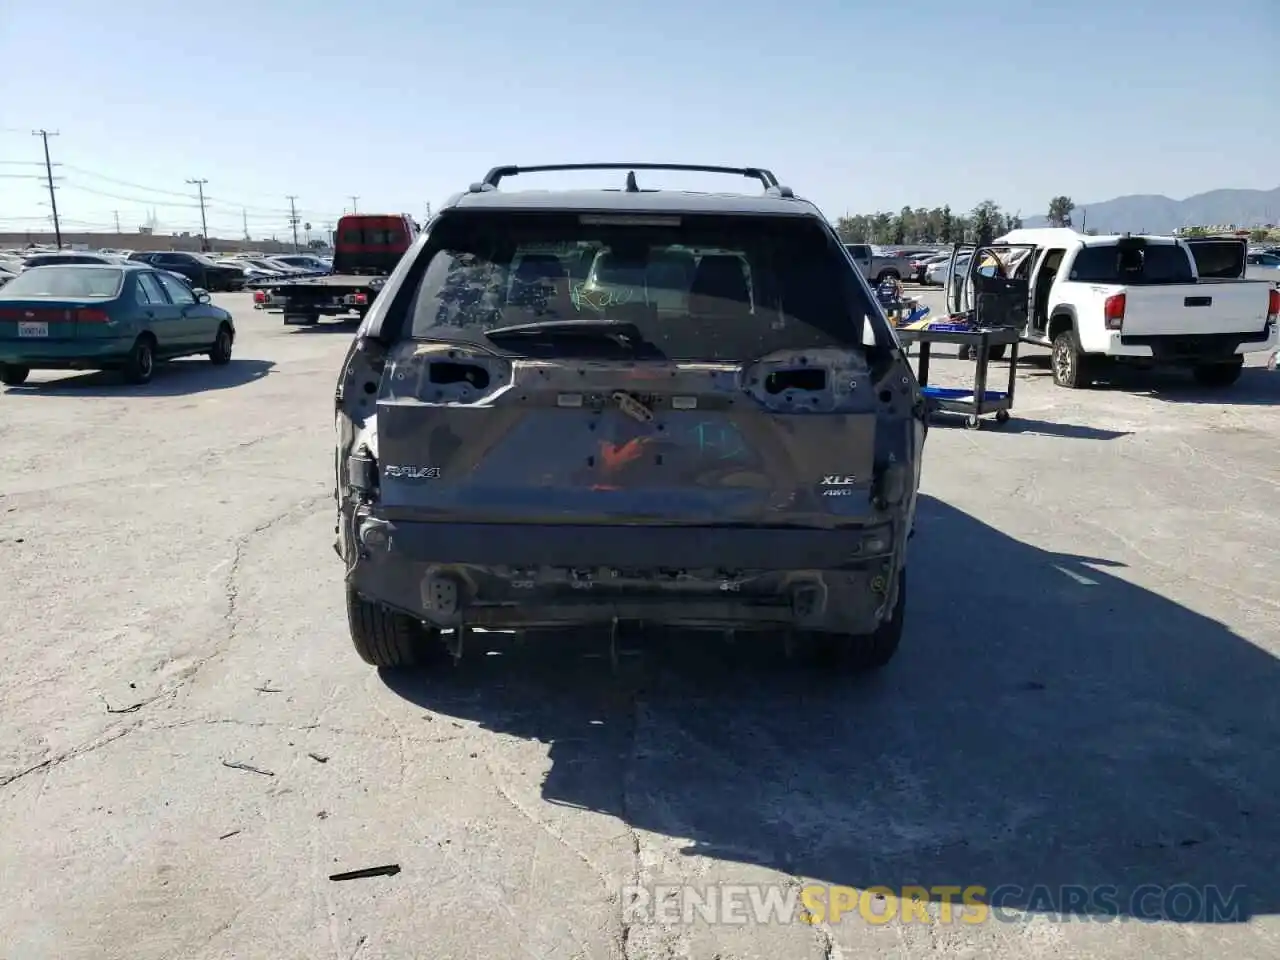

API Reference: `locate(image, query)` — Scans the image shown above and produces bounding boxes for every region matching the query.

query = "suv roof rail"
[472,162,783,193]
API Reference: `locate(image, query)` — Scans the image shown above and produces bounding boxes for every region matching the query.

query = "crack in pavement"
[1,493,330,793]
[0,726,134,792]
[618,695,643,960]
[163,491,332,699]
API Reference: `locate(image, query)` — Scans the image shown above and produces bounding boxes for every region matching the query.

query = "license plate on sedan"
[18,321,48,338]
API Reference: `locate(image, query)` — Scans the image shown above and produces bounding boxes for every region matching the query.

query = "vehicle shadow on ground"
[926,415,1132,440]
[381,494,1279,921]
[1020,362,1280,406]
[287,320,361,334]
[8,358,275,396]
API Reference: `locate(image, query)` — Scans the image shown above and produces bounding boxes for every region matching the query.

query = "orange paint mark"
[599,437,648,472]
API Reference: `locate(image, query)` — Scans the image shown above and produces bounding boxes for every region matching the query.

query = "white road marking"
[1053,564,1098,586]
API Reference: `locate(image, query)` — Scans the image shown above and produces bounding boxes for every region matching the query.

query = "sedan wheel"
[124,337,156,385]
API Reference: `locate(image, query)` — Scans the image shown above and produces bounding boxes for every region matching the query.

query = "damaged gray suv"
[334,163,927,671]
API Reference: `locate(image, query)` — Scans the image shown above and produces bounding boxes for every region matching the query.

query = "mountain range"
[1019,186,1280,234]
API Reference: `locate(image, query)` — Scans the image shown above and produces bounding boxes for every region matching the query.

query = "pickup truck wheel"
[1051,329,1092,388]
[1192,360,1243,388]
[0,363,30,386]
[798,569,906,672]
[346,586,445,668]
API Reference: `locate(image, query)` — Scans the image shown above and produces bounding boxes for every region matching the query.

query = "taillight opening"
[253,290,267,304]
[1267,288,1279,322]
[1103,293,1126,331]
[76,308,110,323]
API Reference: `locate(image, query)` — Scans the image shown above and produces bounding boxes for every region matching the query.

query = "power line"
[56,163,344,219]
[32,129,62,249]
[187,178,209,250]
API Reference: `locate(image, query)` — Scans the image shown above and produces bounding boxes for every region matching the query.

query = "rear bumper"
[0,336,133,367]
[1109,323,1277,361]
[346,518,903,634]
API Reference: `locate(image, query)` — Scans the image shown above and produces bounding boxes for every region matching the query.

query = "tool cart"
[894,242,1032,428]
[895,323,1020,429]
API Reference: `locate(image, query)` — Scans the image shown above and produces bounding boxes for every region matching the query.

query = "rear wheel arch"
[1047,308,1075,343]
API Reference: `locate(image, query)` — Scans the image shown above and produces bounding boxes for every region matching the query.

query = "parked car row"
[0,246,333,294]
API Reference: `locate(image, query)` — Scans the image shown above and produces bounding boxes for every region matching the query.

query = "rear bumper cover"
[1110,323,1276,361]
[346,518,903,633]
[0,336,133,367]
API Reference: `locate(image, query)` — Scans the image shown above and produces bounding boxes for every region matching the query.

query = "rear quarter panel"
[1050,281,1112,352]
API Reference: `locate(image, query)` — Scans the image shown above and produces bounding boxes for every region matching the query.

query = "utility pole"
[424,202,432,222]
[113,210,121,232]
[349,195,359,213]
[186,178,209,250]
[31,129,62,249]
[242,209,249,241]
[286,195,301,252]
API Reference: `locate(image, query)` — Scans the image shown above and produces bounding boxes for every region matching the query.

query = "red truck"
[252,213,419,325]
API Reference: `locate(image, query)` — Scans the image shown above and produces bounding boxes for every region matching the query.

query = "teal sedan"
[0,263,235,386]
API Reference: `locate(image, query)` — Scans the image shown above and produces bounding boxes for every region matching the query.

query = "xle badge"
[821,475,857,498]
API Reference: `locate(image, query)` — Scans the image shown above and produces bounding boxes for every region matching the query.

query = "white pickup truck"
[946,229,1279,388]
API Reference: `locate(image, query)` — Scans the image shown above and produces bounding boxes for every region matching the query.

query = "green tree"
[939,205,955,242]
[1047,195,1075,228]
[870,213,893,245]
[970,200,1002,246]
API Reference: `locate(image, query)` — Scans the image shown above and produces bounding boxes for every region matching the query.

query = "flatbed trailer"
[255,212,420,326]
[250,273,384,325]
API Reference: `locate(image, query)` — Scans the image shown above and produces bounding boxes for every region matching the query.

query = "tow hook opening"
[422,572,465,619]
[791,581,827,621]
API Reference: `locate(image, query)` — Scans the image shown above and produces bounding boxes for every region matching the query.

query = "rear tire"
[0,363,30,386]
[1051,328,1092,388]
[346,586,444,668]
[209,323,233,365]
[1192,359,1243,388]
[799,568,906,672]
[123,336,156,385]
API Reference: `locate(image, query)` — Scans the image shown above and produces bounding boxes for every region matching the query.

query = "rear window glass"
[24,254,105,267]
[1188,241,1246,279]
[406,212,877,361]
[340,226,406,245]
[0,267,123,299]
[1069,243,1194,284]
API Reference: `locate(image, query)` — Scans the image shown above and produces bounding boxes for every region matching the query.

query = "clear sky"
[1,0,1276,240]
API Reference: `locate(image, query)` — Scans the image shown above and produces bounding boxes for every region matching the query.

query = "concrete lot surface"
[1,292,1278,959]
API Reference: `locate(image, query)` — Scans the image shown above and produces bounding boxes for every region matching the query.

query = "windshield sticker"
[571,282,637,312]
